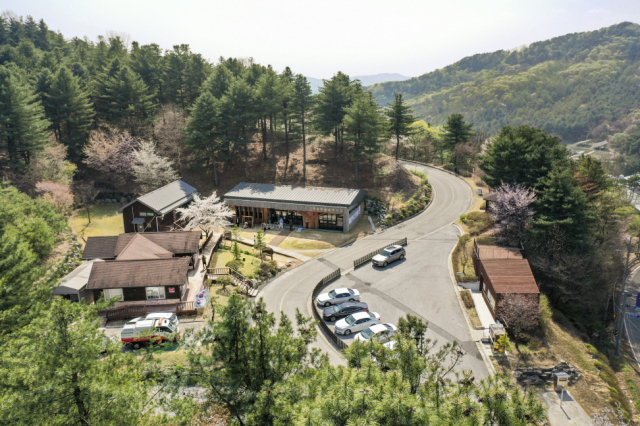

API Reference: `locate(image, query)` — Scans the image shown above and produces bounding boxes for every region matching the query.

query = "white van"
[121,318,179,349]
[126,312,179,329]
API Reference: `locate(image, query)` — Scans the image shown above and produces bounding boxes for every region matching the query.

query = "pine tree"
[232,241,241,261]
[185,91,224,186]
[292,74,313,183]
[0,298,155,425]
[255,69,283,176]
[221,78,256,178]
[98,66,155,134]
[442,114,474,167]
[130,42,166,104]
[314,72,353,165]
[254,230,266,260]
[280,67,294,164]
[344,92,385,183]
[0,65,50,170]
[386,93,416,161]
[47,66,94,160]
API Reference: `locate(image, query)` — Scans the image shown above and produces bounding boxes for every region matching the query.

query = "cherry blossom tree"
[489,183,536,247]
[131,141,179,193]
[176,192,234,239]
[36,181,74,214]
[83,128,137,186]
[499,293,539,347]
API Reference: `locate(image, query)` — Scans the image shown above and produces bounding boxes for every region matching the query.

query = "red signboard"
[168,287,175,293]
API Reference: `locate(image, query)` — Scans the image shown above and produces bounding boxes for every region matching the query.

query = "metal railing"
[208,267,230,275]
[311,268,348,350]
[353,237,408,268]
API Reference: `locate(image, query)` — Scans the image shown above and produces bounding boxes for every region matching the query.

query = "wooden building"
[472,241,540,320]
[119,180,199,233]
[87,257,190,304]
[223,182,367,233]
[82,231,201,269]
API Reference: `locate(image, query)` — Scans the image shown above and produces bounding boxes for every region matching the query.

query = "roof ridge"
[238,182,360,191]
[138,179,188,200]
[99,257,189,264]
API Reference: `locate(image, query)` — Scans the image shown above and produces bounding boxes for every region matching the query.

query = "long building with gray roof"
[224,182,366,232]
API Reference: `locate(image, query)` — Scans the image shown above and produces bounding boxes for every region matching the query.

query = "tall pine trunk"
[302,112,307,184]
[261,117,267,160]
[284,114,289,160]
[271,113,277,178]
[334,127,338,165]
[395,134,400,161]
[211,146,218,187]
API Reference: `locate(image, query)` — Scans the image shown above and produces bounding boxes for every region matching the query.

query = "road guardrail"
[353,237,408,269]
[311,268,347,350]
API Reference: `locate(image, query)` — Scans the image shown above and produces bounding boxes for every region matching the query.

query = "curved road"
[258,163,488,377]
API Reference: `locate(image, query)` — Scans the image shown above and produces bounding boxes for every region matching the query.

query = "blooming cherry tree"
[489,183,536,247]
[36,181,74,214]
[176,192,234,239]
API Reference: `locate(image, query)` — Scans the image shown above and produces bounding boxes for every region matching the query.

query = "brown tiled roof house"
[472,241,540,320]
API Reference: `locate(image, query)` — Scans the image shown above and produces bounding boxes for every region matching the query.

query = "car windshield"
[169,315,177,322]
[328,290,337,298]
[381,249,393,256]
[346,315,356,325]
[361,329,373,339]
[334,304,343,311]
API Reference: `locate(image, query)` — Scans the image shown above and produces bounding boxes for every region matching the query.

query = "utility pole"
[615,238,633,356]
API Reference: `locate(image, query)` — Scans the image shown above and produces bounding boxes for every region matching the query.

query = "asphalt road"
[623,267,640,364]
[258,162,490,378]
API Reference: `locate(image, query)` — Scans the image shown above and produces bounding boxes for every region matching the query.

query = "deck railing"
[105,301,196,321]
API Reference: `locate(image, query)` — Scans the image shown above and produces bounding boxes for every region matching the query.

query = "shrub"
[216,276,233,291]
[480,201,487,210]
[398,215,405,220]
[225,260,243,271]
[460,214,467,223]
[460,290,475,309]
[270,268,277,276]
[443,163,455,172]
[424,197,430,204]
[518,345,532,360]
[528,337,543,351]
[401,208,407,216]
[459,169,472,178]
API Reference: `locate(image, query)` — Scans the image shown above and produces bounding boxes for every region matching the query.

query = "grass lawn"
[211,243,262,276]
[239,230,277,244]
[279,220,374,251]
[69,204,124,244]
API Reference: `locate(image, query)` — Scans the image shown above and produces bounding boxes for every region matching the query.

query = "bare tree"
[36,181,74,214]
[489,183,536,247]
[131,141,179,193]
[458,235,473,275]
[73,181,100,224]
[154,105,188,174]
[175,192,234,239]
[499,293,539,347]
[26,141,76,187]
[83,128,137,186]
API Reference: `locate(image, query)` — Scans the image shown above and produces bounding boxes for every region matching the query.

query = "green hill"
[368,22,640,142]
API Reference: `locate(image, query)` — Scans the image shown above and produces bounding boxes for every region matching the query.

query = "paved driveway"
[258,163,489,377]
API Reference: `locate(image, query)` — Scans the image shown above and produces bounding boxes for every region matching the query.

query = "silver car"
[372,245,405,267]
[335,311,381,336]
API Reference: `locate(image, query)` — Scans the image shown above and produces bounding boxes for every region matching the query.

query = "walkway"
[236,236,312,262]
[269,230,291,247]
[538,390,592,426]
[471,291,496,328]
[185,233,223,302]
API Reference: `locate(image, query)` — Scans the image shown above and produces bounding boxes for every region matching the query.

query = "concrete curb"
[449,222,496,376]
[307,291,347,360]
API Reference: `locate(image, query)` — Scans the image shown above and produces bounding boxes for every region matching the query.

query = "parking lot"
[313,226,489,377]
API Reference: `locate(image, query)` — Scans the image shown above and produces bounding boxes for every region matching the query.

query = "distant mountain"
[305,73,411,94]
[367,22,640,143]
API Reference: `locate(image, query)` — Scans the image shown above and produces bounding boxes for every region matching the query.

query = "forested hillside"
[368,22,640,143]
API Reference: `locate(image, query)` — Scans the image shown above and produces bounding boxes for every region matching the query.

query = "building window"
[146,286,166,300]
[319,214,343,231]
[104,288,123,302]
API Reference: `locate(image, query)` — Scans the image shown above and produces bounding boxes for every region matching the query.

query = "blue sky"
[4,0,640,79]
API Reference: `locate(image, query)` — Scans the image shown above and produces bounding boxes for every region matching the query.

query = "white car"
[354,323,397,343]
[127,313,179,329]
[317,287,360,307]
[335,311,381,336]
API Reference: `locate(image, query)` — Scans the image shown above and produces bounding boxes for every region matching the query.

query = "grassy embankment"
[69,204,124,244]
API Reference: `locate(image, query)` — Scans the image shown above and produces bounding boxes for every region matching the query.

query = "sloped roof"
[82,236,118,260]
[476,245,523,260]
[83,231,200,260]
[114,231,200,255]
[224,182,366,207]
[481,259,539,294]
[87,257,190,289]
[120,180,198,214]
[53,260,101,295]
[115,234,173,260]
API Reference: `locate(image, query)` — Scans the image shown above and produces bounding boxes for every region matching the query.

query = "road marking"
[278,262,329,315]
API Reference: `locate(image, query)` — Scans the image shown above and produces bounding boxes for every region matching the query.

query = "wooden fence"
[208,267,230,275]
[310,268,348,351]
[353,237,408,268]
[105,302,196,321]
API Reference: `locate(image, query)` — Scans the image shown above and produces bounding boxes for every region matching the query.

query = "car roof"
[386,245,401,250]
[369,323,389,333]
[146,313,175,319]
[136,319,156,327]
[352,312,371,320]
[340,302,367,308]
[333,287,349,293]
